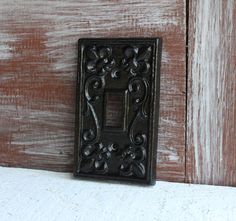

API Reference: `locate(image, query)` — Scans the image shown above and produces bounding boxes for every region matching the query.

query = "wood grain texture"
[187,0,236,186]
[0,0,186,181]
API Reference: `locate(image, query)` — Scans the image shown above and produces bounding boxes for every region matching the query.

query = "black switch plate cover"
[74,38,162,185]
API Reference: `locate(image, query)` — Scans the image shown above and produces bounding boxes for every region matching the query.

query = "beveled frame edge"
[148,38,162,185]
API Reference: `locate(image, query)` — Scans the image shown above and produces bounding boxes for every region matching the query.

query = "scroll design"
[80,46,117,174]
[119,46,151,178]
[80,44,152,178]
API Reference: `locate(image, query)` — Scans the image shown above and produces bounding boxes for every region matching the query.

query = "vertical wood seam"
[184,0,190,183]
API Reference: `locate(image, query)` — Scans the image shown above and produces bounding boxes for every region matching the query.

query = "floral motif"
[120,145,146,178]
[122,46,151,76]
[79,42,154,180]
[85,46,115,75]
[81,142,118,174]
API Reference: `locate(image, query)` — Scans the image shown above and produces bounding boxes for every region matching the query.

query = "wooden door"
[0,0,186,182]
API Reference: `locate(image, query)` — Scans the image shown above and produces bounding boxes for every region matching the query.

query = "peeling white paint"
[0,0,186,180]
[42,0,183,73]
[0,33,17,60]
[0,44,13,60]
[189,0,235,184]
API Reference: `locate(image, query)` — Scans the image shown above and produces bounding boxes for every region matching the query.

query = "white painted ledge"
[0,167,235,221]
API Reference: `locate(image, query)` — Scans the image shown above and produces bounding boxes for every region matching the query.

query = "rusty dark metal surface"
[74,38,162,185]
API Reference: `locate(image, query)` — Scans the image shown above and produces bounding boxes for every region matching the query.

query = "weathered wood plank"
[0,0,186,181]
[187,0,236,186]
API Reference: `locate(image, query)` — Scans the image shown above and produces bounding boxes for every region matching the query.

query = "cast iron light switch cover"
[74,38,162,185]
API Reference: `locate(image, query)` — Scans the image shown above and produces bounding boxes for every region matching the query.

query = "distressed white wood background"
[0,0,186,182]
[187,0,236,186]
[1,0,235,186]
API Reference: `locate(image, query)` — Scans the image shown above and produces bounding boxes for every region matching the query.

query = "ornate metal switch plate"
[74,38,162,185]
